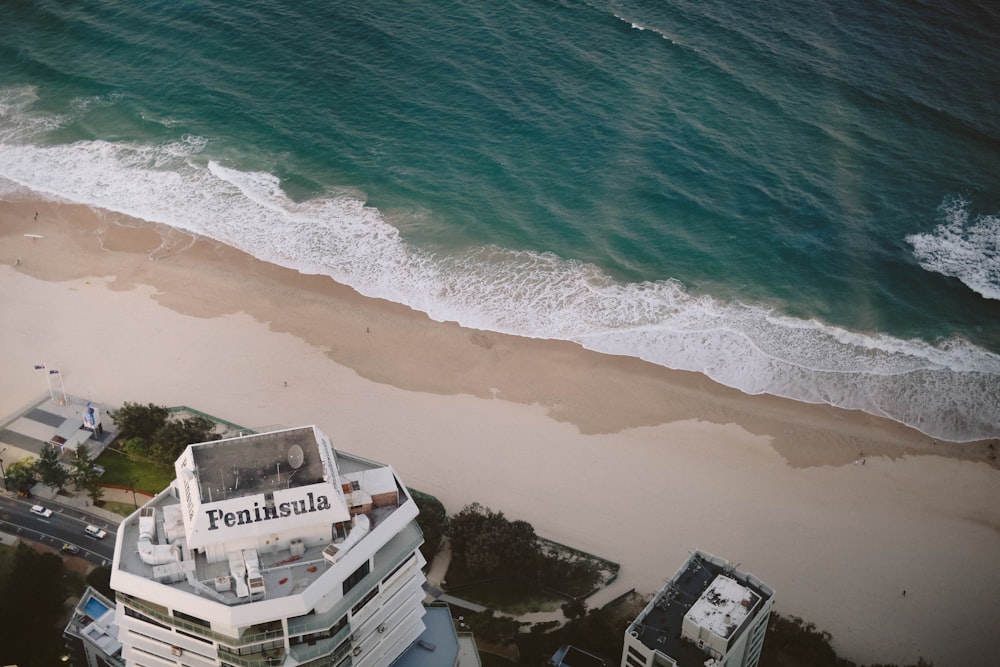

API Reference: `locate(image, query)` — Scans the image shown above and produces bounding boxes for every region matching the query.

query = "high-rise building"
[621,551,773,667]
[110,426,428,666]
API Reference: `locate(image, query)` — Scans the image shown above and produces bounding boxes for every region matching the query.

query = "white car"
[84,524,107,540]
[29,505,53,518]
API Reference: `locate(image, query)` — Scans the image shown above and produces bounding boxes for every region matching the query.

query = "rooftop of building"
[113,428,420,615]
[392,605,482,667]
[64,586,123,662]
[0,393,116,462]
[627,551,773,667]
[551,644,608,667]
[190,427,327,501]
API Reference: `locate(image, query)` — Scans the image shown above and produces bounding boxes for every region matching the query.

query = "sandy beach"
[2,200,998,666]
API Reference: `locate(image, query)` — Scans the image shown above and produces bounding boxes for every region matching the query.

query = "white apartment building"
[621,551,773,667]
[110,426,428,667]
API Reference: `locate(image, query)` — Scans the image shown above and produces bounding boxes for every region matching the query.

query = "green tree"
[412,491,447,561]
[150,415,219,464]
[86,566,114,601]
[0,544,70,666]
[82,474,105,506]
[6,457,37,490]
[112,402,169,441]
[537,551,602,597]
[447,503,538,580]
[561,597,587,620]
[448,502,489,559]
[69,442,94,488]
[36,442,69,492]
[759,614,854,667]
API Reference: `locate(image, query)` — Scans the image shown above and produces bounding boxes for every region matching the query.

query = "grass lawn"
[101,500,139,517]
[96,447,174,495]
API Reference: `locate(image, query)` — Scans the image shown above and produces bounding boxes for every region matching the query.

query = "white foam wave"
[613,13,682,45]
[1,92,998,442]
[907,196,1000,301]
[0,86,70,143]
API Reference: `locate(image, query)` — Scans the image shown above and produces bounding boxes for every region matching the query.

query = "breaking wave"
[2,86,998,442]
[907,196,1000,301]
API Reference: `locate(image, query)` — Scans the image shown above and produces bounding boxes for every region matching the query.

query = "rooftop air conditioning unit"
[323,543,342,564]
[248,576,265,595]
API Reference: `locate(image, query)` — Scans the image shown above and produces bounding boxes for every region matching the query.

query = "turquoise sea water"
[1,0,998,441]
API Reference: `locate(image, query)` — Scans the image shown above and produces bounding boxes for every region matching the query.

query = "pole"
[56,370,68,405]
[129,479,138,508]
[0,448,7,492]
[36,365,54,400]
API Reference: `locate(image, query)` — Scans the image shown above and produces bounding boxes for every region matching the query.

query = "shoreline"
[1,197,993,468]
[2,198,1000,666]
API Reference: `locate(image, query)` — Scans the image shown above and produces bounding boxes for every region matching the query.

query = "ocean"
[1,0,998,442]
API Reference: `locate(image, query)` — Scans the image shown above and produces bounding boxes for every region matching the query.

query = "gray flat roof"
[391,606,460,667]
[191,427,326,501]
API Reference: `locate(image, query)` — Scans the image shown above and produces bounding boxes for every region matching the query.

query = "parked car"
[61,543,80,555]
[29,505,53,518]
[84,524,107,540]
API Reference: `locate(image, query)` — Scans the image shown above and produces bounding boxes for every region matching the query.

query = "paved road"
[0,495,116,565]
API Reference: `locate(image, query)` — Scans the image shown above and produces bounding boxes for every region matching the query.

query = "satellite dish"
[287,444,304,469]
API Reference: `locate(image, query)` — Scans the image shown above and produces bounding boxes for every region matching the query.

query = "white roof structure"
[684,574,758,640]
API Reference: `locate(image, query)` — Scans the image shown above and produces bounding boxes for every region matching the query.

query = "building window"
[173,608,211,628]
[289,616,347,646]
[343,560,371,595]
[177,628,212,644]
[123,605,169,630]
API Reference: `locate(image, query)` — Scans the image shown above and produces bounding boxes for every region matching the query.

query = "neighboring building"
[63,586,125,667]
[394,604,482,667]
[621,551,773,667]
[109,425,429,666]
[551,644,608,667]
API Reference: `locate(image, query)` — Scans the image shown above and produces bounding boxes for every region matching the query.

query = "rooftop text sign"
[186,484,351,548]
[206,491,333,530]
